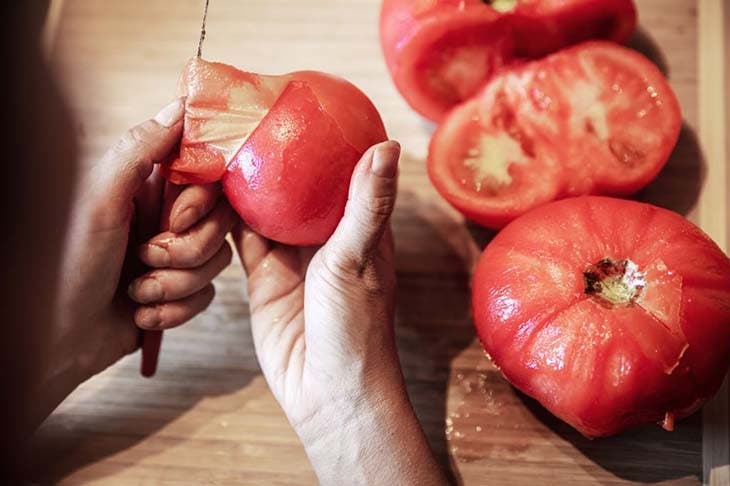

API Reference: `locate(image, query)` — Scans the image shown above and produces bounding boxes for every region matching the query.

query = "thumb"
[324,140,400,272]
[88,98,184,228]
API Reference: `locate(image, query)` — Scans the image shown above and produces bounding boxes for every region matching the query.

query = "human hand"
[37,100,234,426]
[234,141,447,485]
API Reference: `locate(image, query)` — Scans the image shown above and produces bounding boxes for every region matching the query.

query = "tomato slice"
[472,196,730,437]
[429,42,681,229]
[380,0,637,121]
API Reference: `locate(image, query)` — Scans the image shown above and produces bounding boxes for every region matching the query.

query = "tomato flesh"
[380,0,637,121]
[472,196,730,437]
[428,42,681,229]
[163,58,387,245]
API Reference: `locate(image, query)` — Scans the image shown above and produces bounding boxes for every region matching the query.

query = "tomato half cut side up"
[427,79,563,228]
[428,41,681,229]
[380,0,637,121]
[472,196,730,438]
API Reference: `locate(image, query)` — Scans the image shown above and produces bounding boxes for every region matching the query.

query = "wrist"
[29,341,90,431]
[30,314,124,429]
[295,375,447,486]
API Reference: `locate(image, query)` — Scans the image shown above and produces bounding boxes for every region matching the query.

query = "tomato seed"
[608,138,644,167]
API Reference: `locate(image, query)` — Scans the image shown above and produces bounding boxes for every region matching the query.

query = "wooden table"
[33,0,729,484]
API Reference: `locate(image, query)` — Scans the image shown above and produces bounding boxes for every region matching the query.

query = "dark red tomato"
[428,42,681,229]
[380,0,636,121]
[164,58,387,245]
[472,196,730,438]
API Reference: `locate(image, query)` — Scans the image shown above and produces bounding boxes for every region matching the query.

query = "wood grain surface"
[31,0,727,484]
[699,0,730,483]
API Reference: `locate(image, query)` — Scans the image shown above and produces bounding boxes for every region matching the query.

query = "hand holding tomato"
[35,101,232,427]
[233,141,447,485]
[164,58,388,246]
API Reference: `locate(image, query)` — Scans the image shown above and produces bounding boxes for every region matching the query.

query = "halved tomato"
[380,0,637,121]
[428,41,681,229]
[472,196,730,438]
[163,58,387,245]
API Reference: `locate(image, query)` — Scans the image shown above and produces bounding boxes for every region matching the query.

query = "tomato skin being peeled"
[428,41,681,229]
[472,196,730,438]
[164,58,387,245]
[380,0,636,121]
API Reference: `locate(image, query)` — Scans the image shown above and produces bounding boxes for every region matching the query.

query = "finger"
[134,165,166,241]
[169,183,221,234]
[134,284,215,330]
[139,199,237,268]
[380,223,396,262]
[324,140,400,272]
[232,221,272,276]
[129,241,232,304]
[89,98,184,229]
[160,181,184,231]
[121,165,166,290]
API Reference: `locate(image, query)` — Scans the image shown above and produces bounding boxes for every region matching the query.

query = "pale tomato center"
[584,258,646,308]
[483,0,518,13]
[463,131,528,191]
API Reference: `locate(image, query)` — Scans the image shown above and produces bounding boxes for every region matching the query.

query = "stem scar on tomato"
[584,258,647,308]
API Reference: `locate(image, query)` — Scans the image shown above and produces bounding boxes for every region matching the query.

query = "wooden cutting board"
[33,0,729,484]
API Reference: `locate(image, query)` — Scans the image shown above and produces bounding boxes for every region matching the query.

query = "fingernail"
[137,306,162,329]
[171,206,199,234]
[154,98,185,128]
[371,141,400,178]
[129,277,163,304]
[142,243,171,267]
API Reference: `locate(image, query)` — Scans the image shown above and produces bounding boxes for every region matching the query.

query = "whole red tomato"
[472,196,730,437]
[380,0,636,121]
[428,41,681,229]
[164,58,387,245]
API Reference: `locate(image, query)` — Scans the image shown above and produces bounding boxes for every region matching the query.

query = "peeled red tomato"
[164,58,387,246]
[472,196,730,437]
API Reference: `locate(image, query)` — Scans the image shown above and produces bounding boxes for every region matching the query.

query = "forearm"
[297,382,448,486]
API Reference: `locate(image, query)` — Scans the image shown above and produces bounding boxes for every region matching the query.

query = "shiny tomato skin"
[293,71,388,155]
[380,0,636,121]
[472,196,730,437]
[164,58,387,245]
[429,41,681,229]
[222,81,362,246]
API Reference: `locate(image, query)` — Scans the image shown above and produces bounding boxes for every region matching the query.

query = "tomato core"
[584,258,646,308]
[483,0,518,13]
